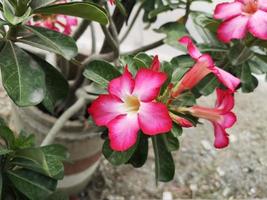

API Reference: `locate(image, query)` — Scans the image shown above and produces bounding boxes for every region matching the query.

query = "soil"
[1,81,267,200]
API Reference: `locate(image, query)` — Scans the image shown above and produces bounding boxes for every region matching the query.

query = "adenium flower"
[88,57,172,151]
[28,0,77,35]
[214,0,267,42]
[28,15,78,35]
[171,36,240,97]
[189,89,237,148]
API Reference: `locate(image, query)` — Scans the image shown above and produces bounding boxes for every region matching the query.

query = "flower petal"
[108,67,135,100]
[219,112,237,128]
[133,69,167,102]
[259,0,267,12]
[179,36,202,60]
[217,15,249,43]
[108,114,139,151]
[150,55,160,71]
[138,102,172,135]
[212,67,240,92]
[214,2,243,20]
[172,54,213,97]
[248,10,267,40]
[88,95,125,126]
[212,123,230,149]
[215,88,235,111]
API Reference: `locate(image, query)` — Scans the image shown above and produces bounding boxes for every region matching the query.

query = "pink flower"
[29,14,78,35]
[214,0,267,42]
[109,0,115,5]
[190,89,237,148]
[88,67,172,151]
[171,36,240,97]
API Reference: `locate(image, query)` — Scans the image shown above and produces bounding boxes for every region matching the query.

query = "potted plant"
[0,0,267,198]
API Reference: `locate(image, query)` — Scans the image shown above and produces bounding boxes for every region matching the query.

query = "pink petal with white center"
[212,67,240,92]
[217,15,249,43]
[150,55,160,71]
[138,102,172,135]
[179,36,202,59]
[88,95,125,126]
[215,89,235,111]
[259,0,267,11]
[214,2,243,20]
[132,69,167,102]
[219,112,237,128]
[212,123,229,149]
[108,67,135,100]
[108,114,139,151]
[248,10,267,40]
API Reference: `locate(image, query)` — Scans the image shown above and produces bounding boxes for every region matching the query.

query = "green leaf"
[13,131,35,149]
[162,132,179,152]
[0,148,13,156]
[127,134,148,168]
[0,41,45,107]
[133,52,153,68]
[102,139,137,166]
[171,90,196,107]
[83,60,121,88]
[193,74,219,96]
[0,125,15,148]
[248,53,267,74]
[155,22,188,50]
[19,26,78,60]
[7,169,57,200]
[152,135,175,182]
[34,2,108,25]
[30,0,56,9]
[171,55,194,82]
[241,63,258,93]
[3,0,31,25]
[41,144,69,162]
[29,53,69,113]
[171,123,183,137]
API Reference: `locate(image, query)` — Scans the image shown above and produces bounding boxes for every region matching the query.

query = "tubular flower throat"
[190,89,237,149]
[171,36,240,97]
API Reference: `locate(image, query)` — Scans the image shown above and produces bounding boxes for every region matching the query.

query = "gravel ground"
[1,81,267,199]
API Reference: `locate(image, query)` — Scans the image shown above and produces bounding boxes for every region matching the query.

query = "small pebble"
[162,191,173,200]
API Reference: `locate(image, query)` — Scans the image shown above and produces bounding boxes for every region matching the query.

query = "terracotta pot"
[9,105,103,195]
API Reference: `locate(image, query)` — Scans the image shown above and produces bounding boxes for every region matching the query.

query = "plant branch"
[101,25,119,58]
[120,3,143,43]
[122,39,164,55]
[184,0,192,24]
[90,23,96,54]
[72,20,90,41]
[41,89,96,146]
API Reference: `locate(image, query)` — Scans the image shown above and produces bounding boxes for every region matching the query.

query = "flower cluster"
[28,0,78,35]
[88,36,241,151]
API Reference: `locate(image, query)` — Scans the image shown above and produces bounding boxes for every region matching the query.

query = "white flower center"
[124,95,140,113]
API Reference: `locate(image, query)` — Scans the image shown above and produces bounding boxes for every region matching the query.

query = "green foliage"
[83,60,121,88]
[0,118,68,200]
[34,2,108,25]
[0,41,46,107]
[155,21,188,50]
